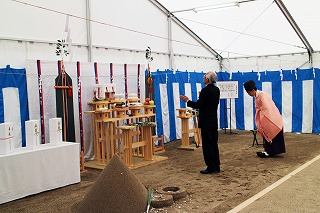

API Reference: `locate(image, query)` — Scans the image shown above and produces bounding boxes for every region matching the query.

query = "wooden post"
[141,125,153,160]
[117,126,136,166]
[80,150,87,173]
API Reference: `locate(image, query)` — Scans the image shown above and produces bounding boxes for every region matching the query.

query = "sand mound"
[74,155,148,213]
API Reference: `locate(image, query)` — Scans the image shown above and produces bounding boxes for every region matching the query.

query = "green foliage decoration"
[145,46,153,62]
[126,121,156,127]
[56,39,69,57]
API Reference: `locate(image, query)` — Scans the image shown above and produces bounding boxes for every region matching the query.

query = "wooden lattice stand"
[84,100,160,168]
[153,135,165,154]
[176,108,202,150]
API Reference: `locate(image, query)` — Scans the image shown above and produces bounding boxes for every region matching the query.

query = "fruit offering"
[143,98,154,105]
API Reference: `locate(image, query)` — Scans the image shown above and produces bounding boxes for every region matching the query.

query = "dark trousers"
[263,129,286,156]
[201,129,220,171]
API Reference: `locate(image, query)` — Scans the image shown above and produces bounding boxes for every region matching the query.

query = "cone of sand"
[73,155,148,213]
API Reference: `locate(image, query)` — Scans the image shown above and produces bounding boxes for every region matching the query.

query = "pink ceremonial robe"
[255,90,283,142]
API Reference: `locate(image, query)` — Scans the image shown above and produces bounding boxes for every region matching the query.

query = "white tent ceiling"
[156,0,319,59]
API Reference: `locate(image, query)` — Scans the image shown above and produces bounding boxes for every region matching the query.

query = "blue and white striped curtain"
[152,68,320,143]
[0,65,29,147]
[153,70,205,142]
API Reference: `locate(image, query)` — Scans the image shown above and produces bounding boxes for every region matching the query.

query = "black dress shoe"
[257,151,269,158]
[200,169,220,174]
[200,169,212,174]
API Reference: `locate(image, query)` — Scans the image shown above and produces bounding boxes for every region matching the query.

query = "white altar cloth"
[0,142,80,204]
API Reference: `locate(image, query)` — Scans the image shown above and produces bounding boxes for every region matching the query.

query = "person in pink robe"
[244,80,286,158]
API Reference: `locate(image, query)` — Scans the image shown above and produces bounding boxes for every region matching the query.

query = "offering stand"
[85,100,110,162]
[94,108,112,165]
[116,122,154,167]
[176,108,202,150]
[116,125,136,166]
[143,105,156,115]
[129,106,143,117]
[85,101,157,168]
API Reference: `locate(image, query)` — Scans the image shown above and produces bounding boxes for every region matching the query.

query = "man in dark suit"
[180,71,221,174]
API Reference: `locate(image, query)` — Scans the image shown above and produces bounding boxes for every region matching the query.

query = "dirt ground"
[0,130,320,213]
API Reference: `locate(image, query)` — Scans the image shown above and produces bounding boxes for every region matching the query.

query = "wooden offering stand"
[94,108,113,165]
[127,97,142,116]
[85,99,162,168]
[113,107,129,118]
[129,107,142,116]
[143,105,156,115]
[117,123,154,167]
[116,125,136,166]
[176,108,202,150]
[85,100,110,163]
[153,135,165,154]
[88,100,109,109]
[109,99,126,117]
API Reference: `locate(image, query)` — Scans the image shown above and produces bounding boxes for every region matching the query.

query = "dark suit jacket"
[187,84,220,130]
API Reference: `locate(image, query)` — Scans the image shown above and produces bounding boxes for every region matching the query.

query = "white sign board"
[216,81,238,99]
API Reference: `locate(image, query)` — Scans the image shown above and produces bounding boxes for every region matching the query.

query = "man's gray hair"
[205,71,217,83]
